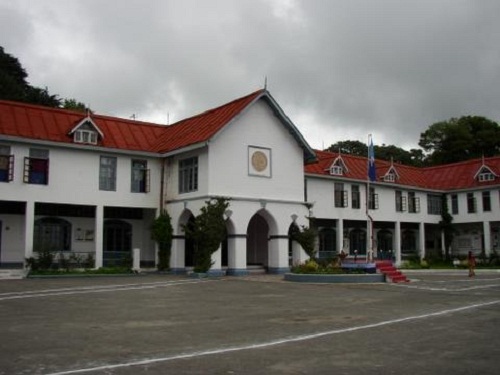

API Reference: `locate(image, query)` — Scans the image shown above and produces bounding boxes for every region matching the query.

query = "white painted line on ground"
[0,279,216,301]
[392,281,500,292]
[45,299,500,375]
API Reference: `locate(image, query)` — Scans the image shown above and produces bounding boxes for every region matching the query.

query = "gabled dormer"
[327,155,349,176]
[474,161,497,183]
[383,159,400,182]
[69,115,103,145]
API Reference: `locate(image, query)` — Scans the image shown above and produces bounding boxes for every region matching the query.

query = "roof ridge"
[0,99,169,129]
[168,89,265,128]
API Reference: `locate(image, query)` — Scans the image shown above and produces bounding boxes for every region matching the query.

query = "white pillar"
[94,205,104,269]
[483,221,491,257]
[337,219,344,252]
[394,221,401,266]
[227,235,248,275]
[268,236,289,274]
[24,200,35,260]
[133,248,141,272]
[208,244,224,276]
[419,222,426,260]
[292,240,308,265]
[170,235,185,273]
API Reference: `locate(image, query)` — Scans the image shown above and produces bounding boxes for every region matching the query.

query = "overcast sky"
[2,0,500,150]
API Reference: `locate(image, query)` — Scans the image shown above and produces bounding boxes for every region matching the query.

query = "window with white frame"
[467,192,476,213]
[351,185,360,209]
[369,187,379,210]
[73,122,98,145]
[451,194,459,215]
[482,191,491,212]
[179,156,198,193]
[99,156,117,191]
[0,145,14,182]
[395,190,407,212]
[334,183,347,208]
[408,192,420,213]
[131,160,149,193]
[427,194,442,215]
[24,148,49,185]
[478,172,495,182]
[330,165,343,176]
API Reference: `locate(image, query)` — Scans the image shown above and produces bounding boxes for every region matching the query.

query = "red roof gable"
[151,89,264,153]
[306,150,500,191]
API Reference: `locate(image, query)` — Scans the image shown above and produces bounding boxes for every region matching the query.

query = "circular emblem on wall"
[251,150,268,172]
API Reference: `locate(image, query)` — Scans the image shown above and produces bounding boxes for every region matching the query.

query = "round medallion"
[251,151,268,172]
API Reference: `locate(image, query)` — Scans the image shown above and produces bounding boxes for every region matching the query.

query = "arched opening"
[103,219,132,267]
[350,228,366,255]
[318,227,336,260]
[402,230,417,254]
[377,229,393,257]
[288,223,300,265]
[247,213,269,267]
[34,217,71,252]
[184,215,196,267]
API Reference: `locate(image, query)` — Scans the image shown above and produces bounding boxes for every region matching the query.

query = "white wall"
[2,143,161,208]
[207,100,305,202]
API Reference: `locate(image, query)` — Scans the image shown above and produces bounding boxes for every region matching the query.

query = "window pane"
[100,156,117,191]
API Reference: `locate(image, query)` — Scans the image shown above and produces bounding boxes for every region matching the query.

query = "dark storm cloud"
[2,0,500,150]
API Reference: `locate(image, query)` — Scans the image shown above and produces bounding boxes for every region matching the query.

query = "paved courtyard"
[0,271,499,374]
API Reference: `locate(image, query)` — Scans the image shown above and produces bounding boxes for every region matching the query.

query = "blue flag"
[368,137,376,182]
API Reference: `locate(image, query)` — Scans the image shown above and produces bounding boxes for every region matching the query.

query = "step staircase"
[375,260,409,283]
[0,268,26,280]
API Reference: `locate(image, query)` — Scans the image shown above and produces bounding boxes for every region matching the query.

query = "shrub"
[152,211,173,271]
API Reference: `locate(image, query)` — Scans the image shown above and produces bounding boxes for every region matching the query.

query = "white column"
[441,231,446,258]
[419,222,426,260]
[394,221,401,266]
[268,236,289,274]
[209,244,224,276]
[24,200,35,260]
[337,219,344,252]
[483,221,491,257]
[227,235,248,275]
[292,240,308,265]
[94,205,104,269]
[170,236,185,273]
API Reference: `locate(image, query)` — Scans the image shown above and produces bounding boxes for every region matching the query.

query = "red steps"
[375,260,409,283]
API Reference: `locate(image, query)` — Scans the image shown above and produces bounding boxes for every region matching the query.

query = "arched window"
[318,227,336,259]
[34,217,71,252]
[377,229,393,252]
[350,228,366,255]
[402,230,417,254]
[103,220,132,266]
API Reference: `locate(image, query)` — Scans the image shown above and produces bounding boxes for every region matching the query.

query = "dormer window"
[69,116,103,146]
[384,172,396,182]
[330,165,343,176]
[328,155,348,176]
[74,128,98,144]
[383,165,399,183]
[478,172,495,182]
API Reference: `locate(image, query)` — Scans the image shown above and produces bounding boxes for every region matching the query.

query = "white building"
[0,89,499,273]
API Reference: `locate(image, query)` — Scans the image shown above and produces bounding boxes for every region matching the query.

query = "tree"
[0,46,29,102]
[419,116,500,165]
[0,46,82,109]
[151,211,173,271]
[326,140,425,167]
[62,98,89,113]
[183,198,230,273]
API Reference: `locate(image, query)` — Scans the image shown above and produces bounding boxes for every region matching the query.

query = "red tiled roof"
[151,89,264,153]
[423,157,500,190]
[0,100,165,152]
[306,150,500,191]
[0,89,266,154]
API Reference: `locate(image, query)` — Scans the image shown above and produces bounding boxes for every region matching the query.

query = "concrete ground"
[0,271,499,375]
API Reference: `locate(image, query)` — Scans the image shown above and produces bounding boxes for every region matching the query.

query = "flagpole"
[366,134,374,263]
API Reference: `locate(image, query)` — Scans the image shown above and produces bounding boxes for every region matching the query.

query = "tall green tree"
[419,116,500,165]
[0,46,28,102]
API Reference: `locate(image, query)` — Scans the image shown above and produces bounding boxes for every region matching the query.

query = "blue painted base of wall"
[268,267,290,274]
[170,268,188,275]
[0,262,23,269]
[226,268,250,276]
[207,269,226,277]
[284,273,385,283]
